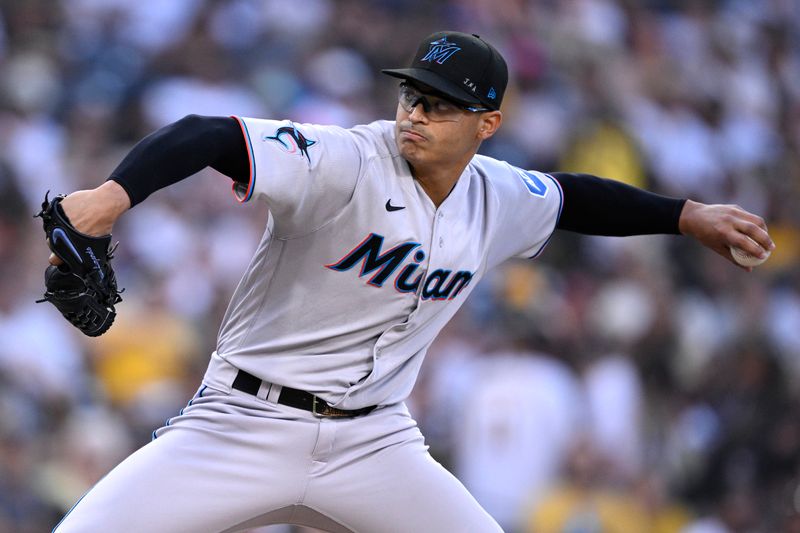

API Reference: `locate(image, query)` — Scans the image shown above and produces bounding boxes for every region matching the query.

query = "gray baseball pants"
[53,378,501,532]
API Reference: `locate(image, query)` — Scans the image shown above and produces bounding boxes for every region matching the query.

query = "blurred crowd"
[0,0,798,532]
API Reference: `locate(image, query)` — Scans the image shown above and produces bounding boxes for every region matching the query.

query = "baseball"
[730,238,770,267]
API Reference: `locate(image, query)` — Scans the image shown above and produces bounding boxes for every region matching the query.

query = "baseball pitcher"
[46,32,773,533]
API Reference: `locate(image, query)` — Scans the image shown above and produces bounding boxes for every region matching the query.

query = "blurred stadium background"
[0,1,799,532]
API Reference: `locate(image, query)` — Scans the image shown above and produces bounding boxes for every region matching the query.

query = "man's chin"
[397,143,422,164]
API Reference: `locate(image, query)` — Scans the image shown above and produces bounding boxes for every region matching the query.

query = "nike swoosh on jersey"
[385,199,406,212]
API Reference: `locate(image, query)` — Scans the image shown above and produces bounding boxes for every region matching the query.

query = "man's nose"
[407,101,429,123]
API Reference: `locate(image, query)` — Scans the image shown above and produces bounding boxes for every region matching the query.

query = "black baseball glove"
[35,192,123,337]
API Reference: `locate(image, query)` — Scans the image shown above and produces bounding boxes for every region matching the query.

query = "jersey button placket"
[422,209,442,302]
[436,210,445,249]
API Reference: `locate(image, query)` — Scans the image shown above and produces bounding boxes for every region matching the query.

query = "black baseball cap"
[382,31,508,111]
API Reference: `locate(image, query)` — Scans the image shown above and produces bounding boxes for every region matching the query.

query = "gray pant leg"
[304,404,502,533]
[54,388,316,533]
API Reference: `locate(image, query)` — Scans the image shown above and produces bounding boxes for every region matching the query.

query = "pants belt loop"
[256,381,270,401]
[266,383,282,404]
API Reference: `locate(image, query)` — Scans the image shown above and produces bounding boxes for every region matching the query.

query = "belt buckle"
[311,396,347,418]
[312,395,335,418]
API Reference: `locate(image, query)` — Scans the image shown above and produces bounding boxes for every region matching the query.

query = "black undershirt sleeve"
[108,114,249,207]
[551,172,686,236]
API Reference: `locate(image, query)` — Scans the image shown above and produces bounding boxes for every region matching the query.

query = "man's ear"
[477,111,502,141]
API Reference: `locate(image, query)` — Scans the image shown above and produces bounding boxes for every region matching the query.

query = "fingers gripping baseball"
[679,200,775,270]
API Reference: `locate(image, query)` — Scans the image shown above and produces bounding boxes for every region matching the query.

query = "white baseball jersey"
[55,117,563,533]
[208,118,563,410]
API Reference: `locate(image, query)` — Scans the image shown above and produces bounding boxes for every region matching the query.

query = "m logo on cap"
[421,37,461,65]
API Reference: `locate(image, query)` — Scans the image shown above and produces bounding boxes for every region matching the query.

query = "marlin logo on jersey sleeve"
[326,233,473,300]
[264,125,317,163]
[421,37,461,64]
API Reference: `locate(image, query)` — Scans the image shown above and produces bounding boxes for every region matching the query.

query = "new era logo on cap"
[381,31,508,110]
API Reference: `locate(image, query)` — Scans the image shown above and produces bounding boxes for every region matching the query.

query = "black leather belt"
[231,369,376,418]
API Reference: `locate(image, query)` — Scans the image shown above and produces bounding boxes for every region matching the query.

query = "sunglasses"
[398,82,491,122]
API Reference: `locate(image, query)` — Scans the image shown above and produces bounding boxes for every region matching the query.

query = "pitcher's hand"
[48,181,131,265]
[678,200,774,271]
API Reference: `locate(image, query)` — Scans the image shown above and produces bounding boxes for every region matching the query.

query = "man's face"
[393,82,491,171]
